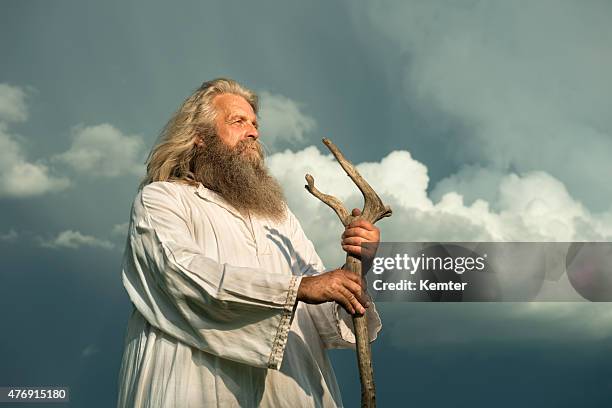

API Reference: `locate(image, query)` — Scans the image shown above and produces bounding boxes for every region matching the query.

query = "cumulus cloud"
[40,230,114,250]
[0,229,18,242]
[351,1,612,211]
[0,83,28,123]
[431,165,506,209]
[54,123,146,178]
[269,145,612,341]
[0,84,146,197]
[258,91,316,150]
[269,146,612,264]
[0,84,70,198]
[269,146,612,303]
[0,125,70,199]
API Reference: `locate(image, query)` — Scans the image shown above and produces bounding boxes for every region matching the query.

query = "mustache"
[191,133,286,221]
[234,138,264,159]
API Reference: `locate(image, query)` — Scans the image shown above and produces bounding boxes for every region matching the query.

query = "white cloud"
[0,83,70,198]
[41,230,114,250]
[0,83,146,197]
[431,165,506,209]
[0,229,18,242]
[270,146,612,264]
[258,91,316,150]
[0,124,70,198]
[269,145,612,342]
[111,222,129,237]
[54,123,146,177]
[269,146,612,305]
[0,83,28,123]
[352,1,612,211]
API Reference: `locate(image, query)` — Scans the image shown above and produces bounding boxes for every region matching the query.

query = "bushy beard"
[192,130,287,222]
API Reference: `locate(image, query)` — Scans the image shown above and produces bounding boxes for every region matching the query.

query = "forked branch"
[304,174,350,223]
[304,138,392,408]
[305,138,392,226]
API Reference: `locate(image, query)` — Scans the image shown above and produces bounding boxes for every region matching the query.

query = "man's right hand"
[297,269,370,315]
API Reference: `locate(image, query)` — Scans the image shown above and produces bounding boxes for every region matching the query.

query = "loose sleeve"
[121,182,301,370]
[286,210,382,350]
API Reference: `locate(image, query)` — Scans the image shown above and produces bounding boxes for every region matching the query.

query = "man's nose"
[246,123,259,140]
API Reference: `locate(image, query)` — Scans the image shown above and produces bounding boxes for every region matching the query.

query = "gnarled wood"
[304,138,392,408]
[305,174,350,223]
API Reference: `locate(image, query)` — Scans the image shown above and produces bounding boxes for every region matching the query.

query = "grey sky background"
[2,1,612,406]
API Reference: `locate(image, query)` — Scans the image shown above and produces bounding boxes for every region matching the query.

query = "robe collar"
[195,183,245,219]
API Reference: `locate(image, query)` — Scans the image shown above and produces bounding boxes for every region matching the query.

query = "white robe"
[116,181,382,407]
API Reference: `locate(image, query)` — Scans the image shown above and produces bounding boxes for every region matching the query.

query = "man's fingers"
[342,244,362,256]
[342,236,364,246]
[298,271,371,314]
[339,270,369,308]
[343,227,377,240]
[342,270,363,286]
[343,275,363,295]
[347,219,377,231]
[342,278,370,308]
[338,286,365,315]
[351,208,362,216]
[333,287,355,314]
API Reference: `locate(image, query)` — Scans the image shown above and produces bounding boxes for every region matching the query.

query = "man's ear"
[194,136,204,147]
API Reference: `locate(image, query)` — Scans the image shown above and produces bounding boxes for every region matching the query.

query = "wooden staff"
[305,138,392,408]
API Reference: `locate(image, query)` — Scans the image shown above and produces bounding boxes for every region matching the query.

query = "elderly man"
[117,78,382,407]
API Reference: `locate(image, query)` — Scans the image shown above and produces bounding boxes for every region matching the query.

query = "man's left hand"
[341,208,380,259]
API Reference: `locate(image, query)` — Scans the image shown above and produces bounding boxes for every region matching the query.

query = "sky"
[1,0,612,406]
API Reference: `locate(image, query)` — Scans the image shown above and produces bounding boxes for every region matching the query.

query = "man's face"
[192,92,285,220]
[211,93,260,158]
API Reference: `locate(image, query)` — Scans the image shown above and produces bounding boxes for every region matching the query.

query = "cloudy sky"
[2,0,612,406]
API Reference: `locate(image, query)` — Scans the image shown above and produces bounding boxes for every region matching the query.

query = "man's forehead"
[213,94,255,117]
